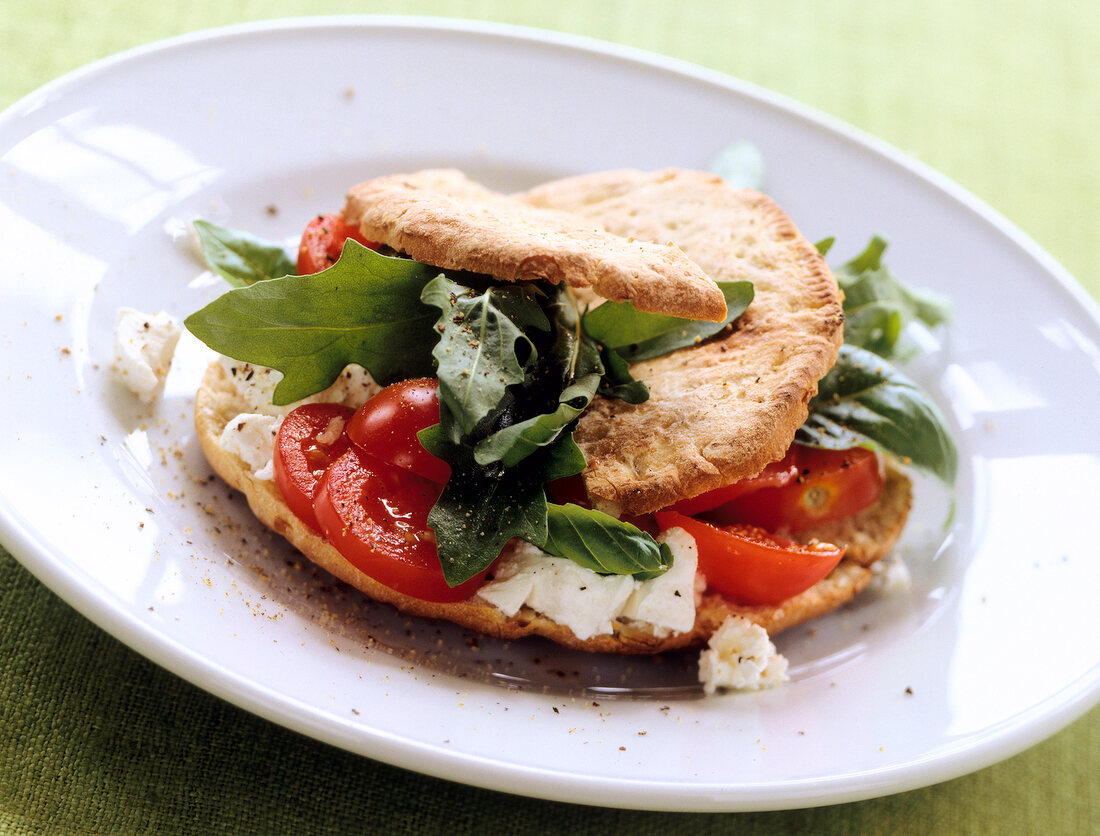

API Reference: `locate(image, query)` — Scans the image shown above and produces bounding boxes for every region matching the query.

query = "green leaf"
[544,503,673,580]
[472,313,603,467]
[833,236,952,358]
[798,344,958,484]
[539,432,588,482]
[193,219,297,288]
[596,344,650,404]
[582,280,754,363]
[428,455,550,587]
[421,275,540,438]
[474,369,600,467]
[184,240,438,404]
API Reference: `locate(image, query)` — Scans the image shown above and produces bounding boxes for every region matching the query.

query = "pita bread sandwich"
[186,168,955,688]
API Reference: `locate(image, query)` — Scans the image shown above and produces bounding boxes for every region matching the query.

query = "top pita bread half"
[344,167,843,517]
[343,169,727,322]
[520,169,844,515]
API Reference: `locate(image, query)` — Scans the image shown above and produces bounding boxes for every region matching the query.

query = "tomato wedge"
[345,379,451,483]
[654,510,844,605]
[313,448,487,602]
[709,446,883,533]
[273,403,354,531]
[669,449,800,516]
[297,213,378,275]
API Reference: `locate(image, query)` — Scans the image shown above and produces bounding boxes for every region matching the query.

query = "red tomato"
[297,213,378,275]
[313,448,486,602]
[654,510,844,605]
[709,446,883,533]
[669,449,800,516]
[345,379,452,484]
[273,403,354,531]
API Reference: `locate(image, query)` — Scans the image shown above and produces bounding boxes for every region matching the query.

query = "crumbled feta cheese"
[217,412,283,480]
[867,555,912,595]
[698,615,789,694]
[218,358,379,416]
[619,526,699,637]
[476,528,700,640]
[112,307,181,403]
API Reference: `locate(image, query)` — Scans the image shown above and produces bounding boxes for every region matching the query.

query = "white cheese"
[619,526,699,637]
[476,528,700,641]
[867,554,912,595]
[217,412,283,480]
[112,307,182,403]
[218,357,379,416]
[698,615,789,694]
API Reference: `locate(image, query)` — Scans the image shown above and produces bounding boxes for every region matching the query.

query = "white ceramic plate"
[1,18,1097,812]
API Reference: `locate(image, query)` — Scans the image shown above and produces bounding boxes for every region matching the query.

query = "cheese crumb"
[112,307,181,402]
[698,615,789,694]
[218,413,283,480]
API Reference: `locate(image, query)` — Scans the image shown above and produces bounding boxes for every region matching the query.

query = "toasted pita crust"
[519,169,845,517]
[196,361,909,654]
[342,169,727,321]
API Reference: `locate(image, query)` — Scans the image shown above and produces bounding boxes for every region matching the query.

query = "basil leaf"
[815,237,835,257]
[582,281,754,363]
[833,236,952,358]
[799,345,958,484]
[544,503,673,580]
[193,220,296,288]
[184,240,437,404]
[429,456,549,587]
[421,275,540,438]
[596,344,650,404]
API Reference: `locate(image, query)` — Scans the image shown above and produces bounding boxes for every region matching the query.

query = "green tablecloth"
[2,2,1097,832]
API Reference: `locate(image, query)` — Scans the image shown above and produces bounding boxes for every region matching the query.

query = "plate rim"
[1,14,1098,813]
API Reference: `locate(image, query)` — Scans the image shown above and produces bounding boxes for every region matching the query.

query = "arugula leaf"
[833,236,952,358]
[474,370,600,467]
[472,301,603,467]
[595,344,650,404]
[184,240,438,404]
[582,281,754,363]
[798,344,958,484]
[421,275,542,439]
[193,220,297,288]
[544,503,673,580]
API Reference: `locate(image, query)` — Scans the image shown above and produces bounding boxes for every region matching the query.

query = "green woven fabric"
[2,1,1098,832]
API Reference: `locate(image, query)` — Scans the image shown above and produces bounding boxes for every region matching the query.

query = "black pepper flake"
[904,687,913,696]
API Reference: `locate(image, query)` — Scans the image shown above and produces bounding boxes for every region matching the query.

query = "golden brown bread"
[195,361,910,654]
[519,169,845,517]
[342,169,728,322]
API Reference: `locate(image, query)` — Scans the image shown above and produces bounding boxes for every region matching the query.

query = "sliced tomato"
[297,213,378,275]
[669,449,800,516]
[314,448,486,602]
[345,379,451,484]
[273,403,354,531]
[654,510,844,605]
[708,445,883,533]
